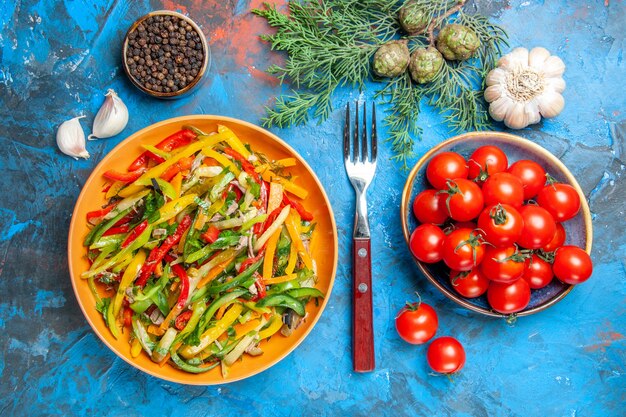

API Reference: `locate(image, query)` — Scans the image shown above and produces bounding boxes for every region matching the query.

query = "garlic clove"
[498,47,528,71]
[57,116,89,160]
[484,84,504,103]
[537,91,565,118]
[504,101,528,129]
[524,100,542,126]
[488,96,512,122]
[89,89,129,140]
[545,76,566,93]
[528,47,551,70]
[541,56,566,78]
[485,68,507,87]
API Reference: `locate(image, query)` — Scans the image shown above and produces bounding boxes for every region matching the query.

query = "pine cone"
[436,24,481,61]
[398,1,430,35]
[409,47,444,84]
[372,40,410,78]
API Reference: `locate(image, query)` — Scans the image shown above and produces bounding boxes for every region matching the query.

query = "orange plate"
[68,115,338,384]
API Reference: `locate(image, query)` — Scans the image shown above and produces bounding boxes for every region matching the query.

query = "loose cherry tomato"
[522,254,554,289]
[517,205,556,249]
[480,246,528,284]
[427,336,466,374]
[426,152,468,190]
[487,279,531,314]
[553,246,593,284]
[543,223,566,252]
[477,203,523,247]
[450,268,490,298]
[412,189,449,225]
[507,160,546,200]
[409,224,446,263]
[441,228,485,271]
[395,301,438,345]
[468,145,508,182]
[441,178,484,222]
[481,172,524,208]
[536,183,581,222]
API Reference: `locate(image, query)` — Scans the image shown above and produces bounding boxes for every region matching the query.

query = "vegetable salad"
[82,125,323,376]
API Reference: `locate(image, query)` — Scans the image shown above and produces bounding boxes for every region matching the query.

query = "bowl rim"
[68,115,339,384]
[400,131,593,318]
[122,10,210,99]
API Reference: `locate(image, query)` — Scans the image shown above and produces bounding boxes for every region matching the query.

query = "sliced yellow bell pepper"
[258,315,284,340]
[113,250,147,317]
[196,252,238,289]
[130,338,143,358]
[285,243,298,275]
[105,180,125,199]
[170,172,183,198]
[155,193,197,224]
[285,209,313,270]
[258,170,308,199]
[233,318,263,339]
[218,125,250,158]
[180,303,243,358]
[202,148,240,176]
[262,273,298,285]
[263,229,281,280]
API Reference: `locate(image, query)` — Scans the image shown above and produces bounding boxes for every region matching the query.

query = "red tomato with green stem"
[468,145,508,182]
[477,204,524,247]
[522,254,554,289]
[409,224,446,264]
[450,268,490,298]
[395,298,438,345]
[507,160,546,200]
[487,279,531,314]
[536,182,581,222]
[427,336,466,374]
[480,245,529,283]
[426,152,469,190]
[481,172,525,208]
[543,223,566,252]
[412,189,449,225]
[553,246,593,284]
[517,205,557,249]
[440,178,484,222]
[441,228,486,271]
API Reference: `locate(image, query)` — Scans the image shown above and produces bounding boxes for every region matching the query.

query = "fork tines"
[344,101,377,164]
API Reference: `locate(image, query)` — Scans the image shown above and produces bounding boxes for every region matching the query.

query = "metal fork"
[344,101,377,373]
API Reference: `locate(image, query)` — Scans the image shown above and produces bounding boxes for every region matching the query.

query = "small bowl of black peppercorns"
[122,11,209,99]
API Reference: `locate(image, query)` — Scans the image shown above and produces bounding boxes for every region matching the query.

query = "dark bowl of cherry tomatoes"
[401,132,593,318]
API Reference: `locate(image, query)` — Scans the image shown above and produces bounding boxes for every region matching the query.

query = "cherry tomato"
[450,268,490,298]
[481,172,524,208]
[480,246,527,284]
[468,145,508,182]
[543,223,566,252]
[487,279,531,314]
[395,301,439,345]
[477,204,523,247]
[522,254,554,289]
[427,337,466,374]
[517,205,556,249]
[409,224,446,263]
[426,152,468,190]
[507,160,546,200]
[441,228,485,271]
[441,178,484,222]
[553,246,593,284]
[412,189,449,225]
[536,183,581,222]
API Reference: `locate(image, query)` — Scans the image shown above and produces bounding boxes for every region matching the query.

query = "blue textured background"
[1,1,624,416]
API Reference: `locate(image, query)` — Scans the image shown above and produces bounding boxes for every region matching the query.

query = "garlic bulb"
[56,116,89,159]
[484,47,566,129]
[88,89,129,140]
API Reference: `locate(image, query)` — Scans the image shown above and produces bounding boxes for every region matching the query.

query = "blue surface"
[1,1,625,416]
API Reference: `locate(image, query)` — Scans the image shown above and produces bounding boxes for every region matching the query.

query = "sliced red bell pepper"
[282,194,314,221]
[128,129,197,171]
[103,167,147,183]
[102,182,113,194]
[259,206,283,235]
[250,274,267,302]
[223,147,261,183]
[237,251,265,274]
[113,212,136,227]
[160,156,195,182]
[86,205,114,225]
[222,183,243,201]
[171,263,190,309]
[135,215,192,287]
[102,224,130,237]
[121,220,149,249]
[174,310,193,330]
[123,306,133,328]
[201,226,220,244]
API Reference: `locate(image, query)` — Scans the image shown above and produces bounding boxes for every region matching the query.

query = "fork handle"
[353,238,375,372]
